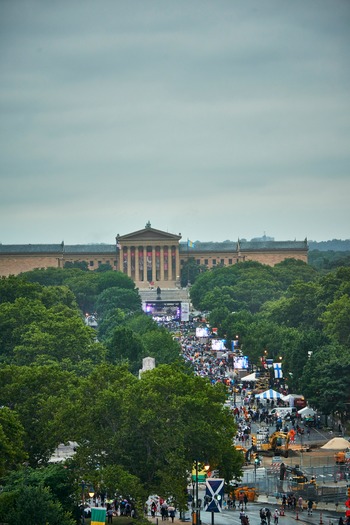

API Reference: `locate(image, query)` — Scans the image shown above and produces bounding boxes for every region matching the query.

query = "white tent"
[281,394,293,402]
[255,389,282,400]
[281,394,304,402]
[241,372,257,382]
[297,406,315,417]
[320,437,350,450]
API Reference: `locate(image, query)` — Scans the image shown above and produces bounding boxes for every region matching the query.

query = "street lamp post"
[81,480,86,525]
[192,460,210,525]
[195,460,199,525]
[88,485,95,506]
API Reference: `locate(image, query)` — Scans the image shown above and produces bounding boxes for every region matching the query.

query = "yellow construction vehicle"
[235,445,249,465]
[253,375,270,394]
[255,431,290,458]
[334,450,350,464]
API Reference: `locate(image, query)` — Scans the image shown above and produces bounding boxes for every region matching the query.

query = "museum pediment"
[117,225,181,243]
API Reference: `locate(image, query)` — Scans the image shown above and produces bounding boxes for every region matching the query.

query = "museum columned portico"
[116,223,182,288]
[0,222,309,283]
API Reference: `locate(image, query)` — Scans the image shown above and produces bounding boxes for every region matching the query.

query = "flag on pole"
[187,239,195,248]
[91,507,106,525]
[273,362,283,378]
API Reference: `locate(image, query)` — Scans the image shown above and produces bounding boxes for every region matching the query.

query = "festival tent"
[254,389,282,400]
[241,372,257,382]
[297,406,315,417]
[281,394,293,402]
[281,394,304,402]
[320,437,350,450]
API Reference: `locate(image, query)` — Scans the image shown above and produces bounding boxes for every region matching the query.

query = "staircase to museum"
[138,288,190,303]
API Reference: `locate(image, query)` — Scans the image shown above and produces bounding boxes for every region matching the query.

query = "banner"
[181,302,190,322]
[204,478,224,513]
[91,507,106,525]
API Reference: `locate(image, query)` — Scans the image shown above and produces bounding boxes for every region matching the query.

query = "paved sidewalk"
[227,503,342,519]
[255,494,346,514]
[147,501,344,525]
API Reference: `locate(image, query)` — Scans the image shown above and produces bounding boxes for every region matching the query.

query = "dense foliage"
[0,270,243,523]
[1,253,349,523]
[189,260,350,423]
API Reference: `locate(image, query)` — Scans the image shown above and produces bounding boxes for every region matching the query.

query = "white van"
[269,407,297,418]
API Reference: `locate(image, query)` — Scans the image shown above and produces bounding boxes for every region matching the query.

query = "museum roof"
[238,240,308,251]
[64,244,116,254]
[0,244,116,254]
[0,239,308,255]
[179,241,236,253]
[0,244,64,254]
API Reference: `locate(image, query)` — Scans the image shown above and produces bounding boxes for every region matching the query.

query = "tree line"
[188,259,350,422]
[0,268,243,524]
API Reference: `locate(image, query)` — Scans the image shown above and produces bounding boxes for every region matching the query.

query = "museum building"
[0,222,308,289]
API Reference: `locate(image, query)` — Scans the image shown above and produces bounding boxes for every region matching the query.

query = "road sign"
[204,478,224,513]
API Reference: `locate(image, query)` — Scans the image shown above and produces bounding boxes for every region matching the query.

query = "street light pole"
[192,479,195,525]
[81,480,86,525]
[196,459,199,525]
[88,485,95,507]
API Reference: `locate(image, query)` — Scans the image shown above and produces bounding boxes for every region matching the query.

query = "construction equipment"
[334,449,350,464]
[254,431,290,458]
[285,465,308,484]
[235,445,250,465]
[254,375,270,393]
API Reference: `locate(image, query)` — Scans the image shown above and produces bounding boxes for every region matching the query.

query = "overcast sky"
[1,1,349,245]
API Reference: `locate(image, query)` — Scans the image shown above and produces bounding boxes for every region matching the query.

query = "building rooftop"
[238,240,308,251]
[179,241,236,253]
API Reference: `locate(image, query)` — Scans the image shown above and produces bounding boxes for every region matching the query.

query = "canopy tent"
[297,406,315,417]
[281,394,304,402]
[281,394,293,402]
[255,389,282,400]
[241,372,257,382]
[320,437,350,450]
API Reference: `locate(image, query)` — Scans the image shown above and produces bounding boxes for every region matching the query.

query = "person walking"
[232,493,236,510]
[273,509,279,525]
[151,501,157,518]
[266,508,271,525]
[160,503,168,521]
[107,505,114,524]
[307,499,314,516]
[168,506,175,523]
[281,495,287,509]
[298,496,303,512]
[243,493,248,510]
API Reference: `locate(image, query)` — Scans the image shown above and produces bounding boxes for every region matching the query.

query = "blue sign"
[204,478,224,513]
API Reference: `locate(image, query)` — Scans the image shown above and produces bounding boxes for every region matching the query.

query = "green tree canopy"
[0,483,75,525]
[300,344,350,421]
[62,364,243,509]
[0,407,27,478]
[0,365,81,466]
[320,294,350,346]
[95,286,141,316]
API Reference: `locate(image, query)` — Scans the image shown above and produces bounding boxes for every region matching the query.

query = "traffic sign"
[204,478,224,513]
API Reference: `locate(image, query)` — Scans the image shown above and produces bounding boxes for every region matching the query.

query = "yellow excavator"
[255,431,290,458]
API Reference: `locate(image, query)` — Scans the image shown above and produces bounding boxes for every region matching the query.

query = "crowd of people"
[178,319,348,524]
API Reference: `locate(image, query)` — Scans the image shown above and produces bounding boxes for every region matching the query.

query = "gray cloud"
[1,0,349,244]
